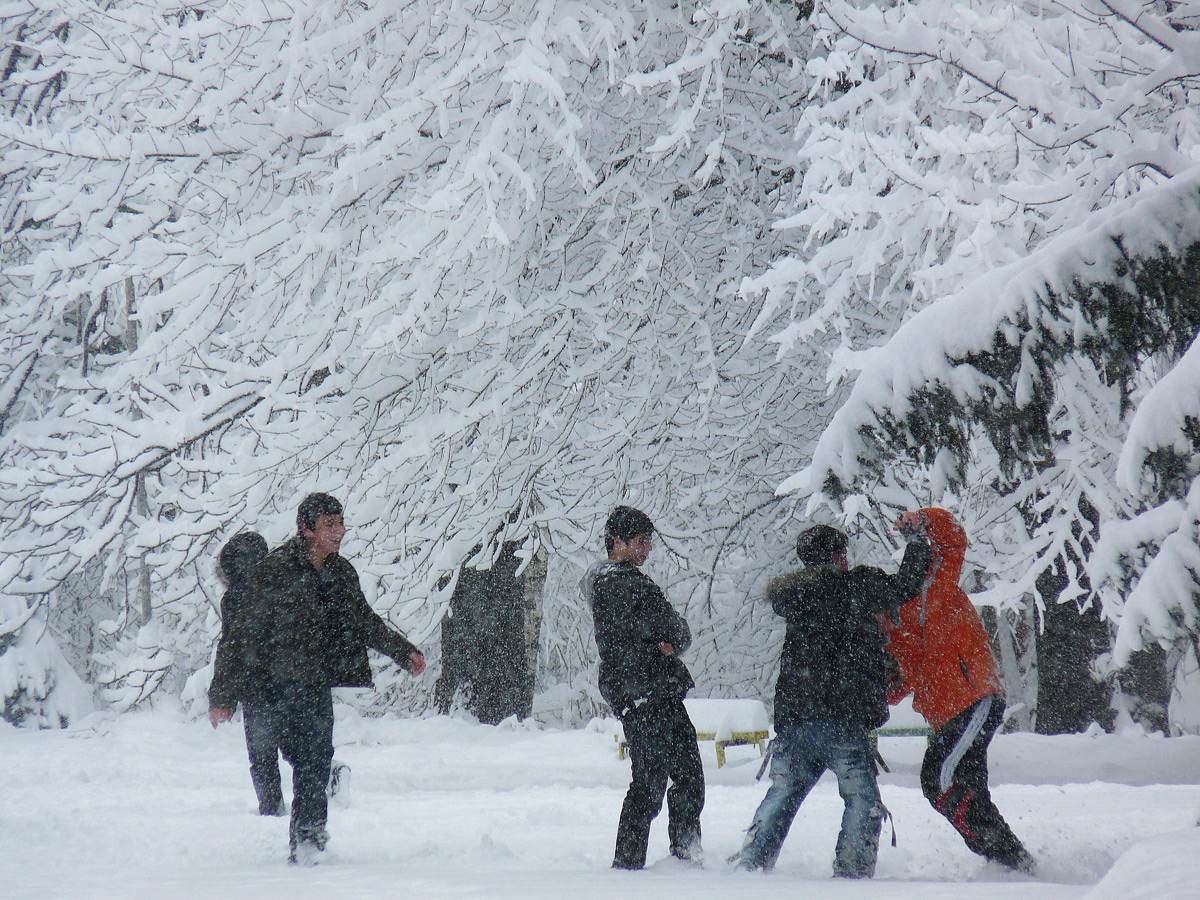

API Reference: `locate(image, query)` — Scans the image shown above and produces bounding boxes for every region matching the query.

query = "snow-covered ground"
[2,704,1199,900]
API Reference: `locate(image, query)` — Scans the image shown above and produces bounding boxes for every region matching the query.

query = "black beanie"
[795,524,848,566]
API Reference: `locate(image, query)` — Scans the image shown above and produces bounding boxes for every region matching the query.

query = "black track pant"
[614,696,705,869]
[920,694,1032,870]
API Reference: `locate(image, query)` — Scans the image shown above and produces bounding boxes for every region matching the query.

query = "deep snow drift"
[2,704,1199,900]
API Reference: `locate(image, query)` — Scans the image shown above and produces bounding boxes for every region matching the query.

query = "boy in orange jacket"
[883,507,1035,873]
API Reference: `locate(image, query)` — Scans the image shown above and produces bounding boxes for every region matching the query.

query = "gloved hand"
[894,510,927,540]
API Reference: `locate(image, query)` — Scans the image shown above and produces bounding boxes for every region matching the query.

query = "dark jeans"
[614,696,705,869]
[242,696,283,815]
[922,694,1031,870]
[738,719,882,877]
[254,683,334,845]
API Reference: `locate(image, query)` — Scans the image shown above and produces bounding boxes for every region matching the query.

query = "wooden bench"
[617,698,770,768]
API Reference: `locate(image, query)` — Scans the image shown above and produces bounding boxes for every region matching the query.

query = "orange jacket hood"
[922,507,967,584]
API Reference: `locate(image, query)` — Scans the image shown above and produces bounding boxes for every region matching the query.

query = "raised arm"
[853,539,933,616]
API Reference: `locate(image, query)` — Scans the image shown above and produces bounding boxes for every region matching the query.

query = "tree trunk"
[1034,561,1113,733]
[983,599,1037,732]
[1116,643,1171,733]
[434,540,544,724]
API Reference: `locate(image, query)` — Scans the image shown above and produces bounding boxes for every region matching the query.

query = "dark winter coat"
[770,539,932,731]
[582,560,694,716]
[209,532,269,709]
[209,536,417,709]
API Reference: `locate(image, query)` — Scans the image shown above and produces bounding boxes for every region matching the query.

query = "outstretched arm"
[361,600,424,674]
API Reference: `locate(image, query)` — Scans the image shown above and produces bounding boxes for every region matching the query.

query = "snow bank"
[0,616,93,728]
[1081,826,1200,900]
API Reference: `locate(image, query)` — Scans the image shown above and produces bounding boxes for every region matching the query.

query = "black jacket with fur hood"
[769,539,931,730]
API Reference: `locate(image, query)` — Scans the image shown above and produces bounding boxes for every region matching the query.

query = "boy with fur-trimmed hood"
[732,523,931,877]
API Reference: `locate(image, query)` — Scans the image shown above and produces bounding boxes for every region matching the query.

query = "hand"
[895,510,926,539]
[657,641,675,657]
[407,651,426,675]
[209,707,234,729]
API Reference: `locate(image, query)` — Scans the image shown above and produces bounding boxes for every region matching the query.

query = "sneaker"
[1000,848,1038,876]
[670,845,704,868]
[727,849,767,872]
[328,762,351,809]
[288,840,323,867]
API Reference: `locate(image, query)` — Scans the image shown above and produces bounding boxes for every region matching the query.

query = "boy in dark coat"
[732,524,931,877]
[211,531,279,815]
[582,506,704,870]
[209,493,426,864]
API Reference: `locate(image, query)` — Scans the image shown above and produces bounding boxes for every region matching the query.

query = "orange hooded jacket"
[881,507,1003,732]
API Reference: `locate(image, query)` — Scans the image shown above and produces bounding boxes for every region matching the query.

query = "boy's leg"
[270,684,335,860]
[614,701,673,869]
[664,698,705,862]
[921,695,1033,871]
[827,724,884,878]
[735,724,823,871]
[242,696,284,815]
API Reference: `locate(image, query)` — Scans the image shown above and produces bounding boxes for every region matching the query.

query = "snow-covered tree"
[749,0,1200,730]
[771,169,1200,727]
[1,0,836,722]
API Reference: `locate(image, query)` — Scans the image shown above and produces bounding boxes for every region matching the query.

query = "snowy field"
[3,705,1199,900]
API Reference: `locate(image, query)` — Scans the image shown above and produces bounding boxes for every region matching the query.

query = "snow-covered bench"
[875,696,932,737]
[616,698,771,767]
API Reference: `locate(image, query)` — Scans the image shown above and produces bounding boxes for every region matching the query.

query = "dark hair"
[795,524,848,567]
[604,505,654,553]
[297,492,343,534]
[218,531,268,587]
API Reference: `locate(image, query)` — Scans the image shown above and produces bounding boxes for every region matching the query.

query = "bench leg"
[715,742,726,768]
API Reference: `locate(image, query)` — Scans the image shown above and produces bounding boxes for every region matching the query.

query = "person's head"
[217,531,268,587]
[605,505,654,566]
[795,524,848,570]
[297,492,346,561]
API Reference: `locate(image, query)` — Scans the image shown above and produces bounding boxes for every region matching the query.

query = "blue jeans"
[739,720,883,877]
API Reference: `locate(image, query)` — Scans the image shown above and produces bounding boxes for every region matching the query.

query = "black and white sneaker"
[328,762,351,809]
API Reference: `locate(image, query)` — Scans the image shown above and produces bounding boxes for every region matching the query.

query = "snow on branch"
[781,164,1200,501]
[1106,479,1200,667]
[1116,333,1200,497]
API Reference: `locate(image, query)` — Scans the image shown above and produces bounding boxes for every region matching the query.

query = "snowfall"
[3,697,1200,900]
